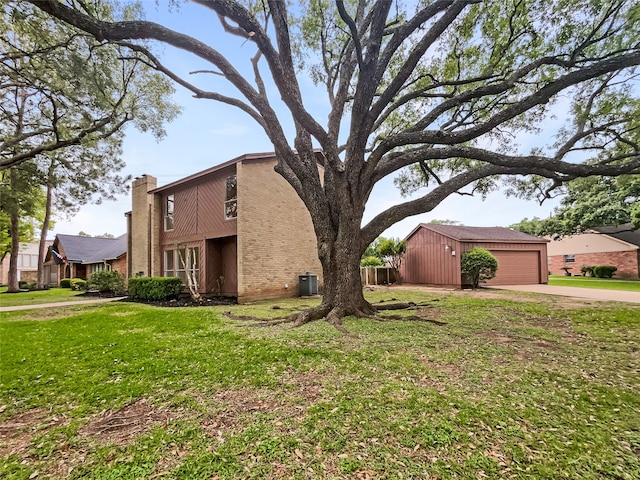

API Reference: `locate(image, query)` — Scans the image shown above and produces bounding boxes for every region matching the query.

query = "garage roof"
[408,224,548,243]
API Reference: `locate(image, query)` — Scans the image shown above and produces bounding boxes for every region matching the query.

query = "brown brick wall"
[110,256,127,277]
[549,250,639,278]
[236,160,322,303]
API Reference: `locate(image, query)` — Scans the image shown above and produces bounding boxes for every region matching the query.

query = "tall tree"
[1,0,179,288]
[30,0,640,325]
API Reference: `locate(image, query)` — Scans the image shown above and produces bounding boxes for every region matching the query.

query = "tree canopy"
[1,0,179,291]
[510,174,639,236]
[28,0,640,324]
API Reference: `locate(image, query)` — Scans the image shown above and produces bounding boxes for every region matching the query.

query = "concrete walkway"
[487,284,640,304]
[0,297,126,312]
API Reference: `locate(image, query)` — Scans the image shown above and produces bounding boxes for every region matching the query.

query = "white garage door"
[485,250,541,285]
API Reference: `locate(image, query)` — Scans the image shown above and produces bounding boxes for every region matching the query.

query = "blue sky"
[49,1,561,239]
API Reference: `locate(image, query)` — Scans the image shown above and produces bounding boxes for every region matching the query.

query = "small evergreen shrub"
[70,278,87,291]
[18,281,36,290]
[461,247,499,288]
[128,277,183,301]
[88,270,126,295]
[60,278,72,288]
[593,265,617,278]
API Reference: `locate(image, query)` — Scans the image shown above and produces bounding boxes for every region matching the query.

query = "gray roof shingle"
[412,224,547,243]
[56,234,126,263]
[593,223,640,247]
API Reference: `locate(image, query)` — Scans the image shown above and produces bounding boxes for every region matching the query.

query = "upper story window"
[564,254,575,263]
[164,194,175,231]
[225,175,237,220]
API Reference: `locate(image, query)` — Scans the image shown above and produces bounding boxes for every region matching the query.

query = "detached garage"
[400,224,549,288]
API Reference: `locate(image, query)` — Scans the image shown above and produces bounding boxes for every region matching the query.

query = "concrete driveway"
[487,284,640,304]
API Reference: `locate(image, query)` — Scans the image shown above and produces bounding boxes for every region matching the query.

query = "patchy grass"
[0,287,85,307]
[1,289,639,479]
[549,275,640,292]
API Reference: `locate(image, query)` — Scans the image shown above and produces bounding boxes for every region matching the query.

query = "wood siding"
[160,165,237,245]
[401,228,462,287]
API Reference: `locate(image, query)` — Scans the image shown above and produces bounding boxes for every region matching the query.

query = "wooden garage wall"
[401,228,462,287]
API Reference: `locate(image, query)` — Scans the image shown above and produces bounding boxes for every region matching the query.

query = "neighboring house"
[547,224,640,278]
[126,151,323,303]
[0,240,52,285]
[43,234,127,285]
[401,224,549,288]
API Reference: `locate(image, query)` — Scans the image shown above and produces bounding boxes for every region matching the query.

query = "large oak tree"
[29,0,640,324]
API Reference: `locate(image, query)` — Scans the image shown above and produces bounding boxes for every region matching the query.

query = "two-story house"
[126,152,323,303]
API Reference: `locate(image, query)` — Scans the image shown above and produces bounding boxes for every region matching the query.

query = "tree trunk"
[7,209,20,293]
[37,178,54,289]
[309,220,377,324]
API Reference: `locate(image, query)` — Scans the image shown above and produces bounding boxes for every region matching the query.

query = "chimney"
[128,175,157,277]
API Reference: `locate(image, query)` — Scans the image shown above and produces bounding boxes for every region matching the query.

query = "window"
[164,247,199,284]
[90,263,109,274]
[164,194,175,231]
[224,175,237,219]
[564,254,575,263]
[164,250,175,277]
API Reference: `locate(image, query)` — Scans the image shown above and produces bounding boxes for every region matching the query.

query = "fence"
[360,266,398,286]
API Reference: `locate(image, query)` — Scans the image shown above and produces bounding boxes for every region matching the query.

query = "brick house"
[43,234,127,285]
[0,240,52,285]
[126,152,323,303]
[547,224,640,278]
[401,224,549,288]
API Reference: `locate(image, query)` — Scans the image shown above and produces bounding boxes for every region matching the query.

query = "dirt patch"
[78,399,171,445]
[0,408,68,457]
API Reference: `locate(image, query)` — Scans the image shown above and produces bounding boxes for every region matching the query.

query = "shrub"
[88,270,126,295]
[593,265,617,278]
[361,256,383,267]
[128,277,183,301]
[70,278,87,291]
[60,278,72,288]
[461,247,498,288]
[580,265,595,276]
[18,280,36,290]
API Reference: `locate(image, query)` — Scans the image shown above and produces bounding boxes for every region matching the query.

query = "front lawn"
[0,287,86,307]
[1,289,638,479]
[548,274,640,292]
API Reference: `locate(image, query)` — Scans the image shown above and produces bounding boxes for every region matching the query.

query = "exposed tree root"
[374,301,436,310]
[221,301,444,334]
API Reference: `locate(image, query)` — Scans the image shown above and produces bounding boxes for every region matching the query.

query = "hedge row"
[128,277,184,301]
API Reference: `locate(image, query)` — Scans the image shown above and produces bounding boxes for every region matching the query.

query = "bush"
[60,278,72,288]
[18,280,36,290]
[461,247,498,288]
[70,278,87,291]
[88,270,126,295]
[361,256,383,267]
[128,277,184,301]
[593,265,617,278]
[580,265,595,276]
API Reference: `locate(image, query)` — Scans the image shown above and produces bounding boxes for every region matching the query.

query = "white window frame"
[164,194,175,231]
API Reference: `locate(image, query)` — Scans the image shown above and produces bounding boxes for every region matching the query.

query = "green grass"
[549,274,640,292]
[1,289,639,479]
[0,287,86,307]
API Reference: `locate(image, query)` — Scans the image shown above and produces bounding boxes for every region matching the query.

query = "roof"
[593,223,640,248]
[151,150,325,194]
[407,224,548,243]
[55,234,126,263]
